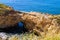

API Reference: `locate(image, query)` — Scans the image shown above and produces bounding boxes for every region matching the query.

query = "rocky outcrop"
[0,4,60,36]
[0,4,23,28]
[19,12,60,35]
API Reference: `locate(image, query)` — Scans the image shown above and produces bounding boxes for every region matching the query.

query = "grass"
[8,33,60,40]
[8,33,41,40]
[44,34,60,40]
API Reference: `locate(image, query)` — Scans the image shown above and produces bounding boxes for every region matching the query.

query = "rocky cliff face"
[0,4,60,36]
[19,12,60,35]
[0,4,22,28]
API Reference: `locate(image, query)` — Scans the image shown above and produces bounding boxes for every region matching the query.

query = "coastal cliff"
[0,4,60,40]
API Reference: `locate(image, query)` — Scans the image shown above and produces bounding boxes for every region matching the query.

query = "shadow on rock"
[0,22,27,34]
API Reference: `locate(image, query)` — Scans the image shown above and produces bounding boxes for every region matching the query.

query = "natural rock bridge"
[0,4,60,35]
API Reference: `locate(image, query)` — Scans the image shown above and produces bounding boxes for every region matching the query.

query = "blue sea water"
[0,0,60,14]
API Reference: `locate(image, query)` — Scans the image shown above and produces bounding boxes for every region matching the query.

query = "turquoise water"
[0,0,60,14]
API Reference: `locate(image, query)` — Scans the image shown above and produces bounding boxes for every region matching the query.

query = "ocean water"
[0,0,60,14]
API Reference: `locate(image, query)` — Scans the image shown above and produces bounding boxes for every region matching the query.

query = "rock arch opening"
[0,22,27,34]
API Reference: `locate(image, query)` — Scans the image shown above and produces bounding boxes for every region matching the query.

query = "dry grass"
[8,33,41,40]
[7,33,60,40]
[7,13,60,40]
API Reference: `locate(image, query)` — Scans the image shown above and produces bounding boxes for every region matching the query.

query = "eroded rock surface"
[0,4,60,36]
[19,12,60,35]
[0,4,23,28]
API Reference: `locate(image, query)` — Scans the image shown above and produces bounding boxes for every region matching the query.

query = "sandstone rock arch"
[0,4,60,36]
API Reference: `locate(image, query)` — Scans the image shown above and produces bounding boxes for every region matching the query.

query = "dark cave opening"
[0,22,27,34]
